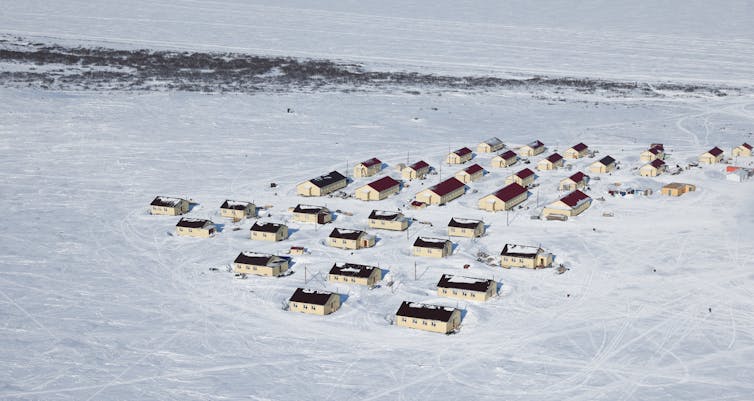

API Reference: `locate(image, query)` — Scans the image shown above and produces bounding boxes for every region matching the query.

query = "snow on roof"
[481,137,503,146]
[308,171,346,188]
[329,228,366,240]
[330,263,377,278]
[452,147,472,156]
[413,236,450,249]
[151,196,186,207]
[437,274,494,292]
[526,140,545,148]
[407,160,429,171]
[221,200,252,210]
[396,301,456,321]
[289,288,335,305]
[234,252,287,266]
[359,157,382,168]
[293,204,328,214]
[176,218,213,228]
[501,244,542,257]
[368,210,403,221]
[251,221,285,232]
[558,190,591,208]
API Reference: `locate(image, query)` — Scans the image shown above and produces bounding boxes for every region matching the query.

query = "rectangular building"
[491,150,518,168]
[477,137,505,153]
[353,157,382,178]
[367,210,409,231]
[500,244,553,269]
[415,177,466,205]
[150,196,189,216]
[402,160,430,180]
[446,147,473,164]
[250,221,288,241]
[175,218,215,238]
[289,288,341,315]
[296,171,348,196]
[327,228,375,250]
[355,176,401,201]
[395,302,461,334]
[233,252,289,277]
[437,274,497,302]
[447,217,485,238]
[220,200,256,220]
[328,263,382,287]
[478,183,529,211]
[412,237,453,258]
[292,204,332,224]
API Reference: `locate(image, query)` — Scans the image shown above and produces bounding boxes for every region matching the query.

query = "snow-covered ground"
[2,1,754,400]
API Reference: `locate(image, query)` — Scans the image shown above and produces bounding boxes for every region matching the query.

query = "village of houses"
[148,139,753,335]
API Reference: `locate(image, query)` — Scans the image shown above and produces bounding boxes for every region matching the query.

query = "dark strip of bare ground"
[0,39,736,96]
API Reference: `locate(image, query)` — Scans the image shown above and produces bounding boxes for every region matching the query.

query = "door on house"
[317,212,328,224]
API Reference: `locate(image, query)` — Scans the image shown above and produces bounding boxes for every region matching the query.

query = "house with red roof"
[415,177,466,205]
[478,183,529,211]
[699,147,724,164]
[537,153,565,171]
[542,190,592,218]
[564,143,589,159]
[491,150,518,168]
[640,146,665,162]
[639,159,667,177]
[401,160,430,180]
[519,140,546,157]
[353,157,383,178]
[454,163,485,183]
[355,176,401,201]
[589,155,617,174]
[559,172,589,191]
[446,147,474,164]
[732,143,752,157]
[504,168,537,187]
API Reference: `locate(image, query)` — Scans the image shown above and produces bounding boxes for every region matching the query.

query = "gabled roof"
[560,190,591,207]
[570,143,588,152]
[545,153,563,163]
[742,143,753,150]
[481,137,503,146]
[707,146,724,156]
[329,263,378,278]
[368,210,403,221]
[308,171,347,188]
[567,171,588,183]
[408,160,429,171]
[293,204,328,214]
[501,244,542,258]
[650,143,664,151]
[448,217,483,229]
[427,177,465,196]
[515,168,535,179]
[488,183,527,202]
[234,252,288,267]
[365,176,400,192]
[176,218,213,228]
[221,200,252,210]
[329,228,366,240]
[251,221,285,233]
[526,140,545,149]
[359,157,382,168]
[396,301,457,322]
[437,274,494,293]
[646,147,663,155]
[151,196,186,207]
[498,150,517,160]
[597,155,616,166]
[462,163,484,175]
[649,159,666,169]
[452,147,473,156]
[413,237,451,249]
[289,288,336,305]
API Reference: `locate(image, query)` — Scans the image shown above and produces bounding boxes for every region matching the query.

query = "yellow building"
[640,146,665,162]
[220,200,256,220]
[500,244,553,269]
[395,301,461,334]
[233,252,290,277]
[415,177,466,205]
[289,288,341,316]
[447,217,485,238]
[491,150,518,168]
[589,155,617,174]
[328,263,382,287]
[478,183,529,211]
[542,189,592,218]
[327,228,375,250]
[661,182,696,197]
[412,237,453,258]
[639,159,667,177]
[454,163,485,183]
[477,137,505,153]
[537,153,565,171]
[402,160,430,180]
[353,157,383,178]
[437,274,497,302]
[732,143,752,157]
[355,176,401,201]
[368,210,409,231]
[250,221,288,241]
[296,171,347,196]
[150,196,189,216]
[175,218,215,238]
[519,140,545,157]
[564,143,588,159]
[292,204,332,224]
[289,246,306,255]
[699,147,724,164]
[446,147,474,164]
[504,168,536,187]
[558,172,589,191]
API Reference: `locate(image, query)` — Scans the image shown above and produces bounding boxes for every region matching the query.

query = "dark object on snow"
[270,182,277,188]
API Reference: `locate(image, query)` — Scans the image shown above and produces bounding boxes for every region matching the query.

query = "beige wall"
[478,191,527,211]
[537,159,563,171]
[290,295,340,315]
[589,162,615,174]
[446,153,472,164]
[558,179,586,191]
[151,201,189,216]
[454,171,482,183]
[504,174,534,187]
[296,179,347,196]
[327,235,374,250]
[437,285,496,301]
[640,150,664,162]
[639,165,662,177]
[519,146,544,157]
[564,148,587,159]
[491,156,516,168]
[402,167,429,180]
[292,212,331,224]
[732,146,752,157]
[477,142,504,153]
[448,225,484,238]
[234,261,289,277]
[699,153,723,164]
[251,227,288,241]
[329,270,382,287]
[353,164,381,178]
[501,252,552,268]
[368,218,408,231]
[176,226,214,238]
[542,199,590,218]
[396,310,461,334]
[221,207,255,219]
[416,187,464,205]
[413,245,450,258]
[355,185,399,201]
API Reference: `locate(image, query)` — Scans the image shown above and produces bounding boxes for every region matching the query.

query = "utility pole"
[506,209,510,226]
[414,262,417,281]
[304,265,307,283]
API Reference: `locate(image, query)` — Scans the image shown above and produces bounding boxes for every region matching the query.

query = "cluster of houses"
[148,137,752,334]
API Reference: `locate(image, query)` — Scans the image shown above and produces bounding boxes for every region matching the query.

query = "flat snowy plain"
[1,1,754,400]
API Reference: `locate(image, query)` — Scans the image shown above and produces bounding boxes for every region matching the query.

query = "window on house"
[401,317,407,322]
[412,319,417,324]
[422,321,427,325]
[431,322,437,327]
[253,266,257,270]
[188,228,193,232]
[311,306,317,311]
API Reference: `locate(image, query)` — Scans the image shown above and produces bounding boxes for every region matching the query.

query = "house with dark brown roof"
[437,274,497,301]
[328,263,382,287]
[505,168,536,187]
[542,189,592,218]
[699,146,724,164]
[447,217,485,238]
[327,228,375,250]
[353,157,383,178]
[537,153,565,171]
[477,137,505,153]
[402,160,430,180]
[454,163,485,183]
[640,146,665,162]
[412,237,453,258]
[289,288,341,315]
[367,210,409,231]
[296,171,348,196]
[415,177,466,205]
[661,182,696,197]
[395,301,461,334]
[291,204,332,224]
[640,159,667,177]
[220,200,256,220]
[175,218,215,238]
[233,252,290,277]
[150,196,189,216]
[519,140,546,157]
[559,172,589,191]
[589,155,617,174]
[250,221,288,241]
[491,150,518,168]
[564,143,589,159]
[500,244,553,268]
[446,147,474,164]
[733,143,753,157]
[478,183,529,211]
[355,176,401,201]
